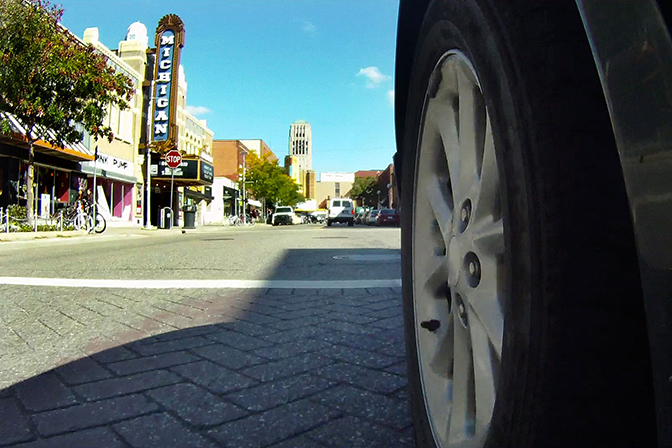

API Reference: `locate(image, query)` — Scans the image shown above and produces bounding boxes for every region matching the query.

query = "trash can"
[159,207,173,230]
[183,205,196,229]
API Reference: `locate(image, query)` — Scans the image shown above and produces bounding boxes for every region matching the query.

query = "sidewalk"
[0,223,265,243]
[0,287,412,448]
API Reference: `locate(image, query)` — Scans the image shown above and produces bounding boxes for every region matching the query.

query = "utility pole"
[92,144,98,220]
[144,80,154,229]
[242,155,246,214]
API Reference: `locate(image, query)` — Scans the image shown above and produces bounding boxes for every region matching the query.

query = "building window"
[335,182,340,197]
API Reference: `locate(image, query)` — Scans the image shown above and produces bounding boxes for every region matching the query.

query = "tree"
[348,176,377,207]
[0,0,133,222]
[244,152,305,207]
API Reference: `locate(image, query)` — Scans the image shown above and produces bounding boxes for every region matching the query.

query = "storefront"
[150,155,214,226]
[80,152,137,223]
[223,184,238,217]
[0,121,94,215]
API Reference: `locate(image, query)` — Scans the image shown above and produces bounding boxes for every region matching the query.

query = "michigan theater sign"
[152,14,185,145]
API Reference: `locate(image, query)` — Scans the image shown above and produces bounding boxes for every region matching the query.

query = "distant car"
[375,208,399,226]
[272,206,296,226]
[365,209,379,225]
[327,198,355,226]
[309,210,327,223]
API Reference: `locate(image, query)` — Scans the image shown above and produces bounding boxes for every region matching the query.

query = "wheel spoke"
[473,119,498,222]
[469,314,498,436]
[448,310,475,443]
[430,311,454,376]
[424,175,454,239]
[467,259,504,358]
[420,253,449,294]
[427,97,461,204]
[471,216,505,256]
[456,66,485,202]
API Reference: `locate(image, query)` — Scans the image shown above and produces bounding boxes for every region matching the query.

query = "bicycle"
[58,201,89,231]
[228,214,255,226]
[81,199,106,234]
[57,200,105,233]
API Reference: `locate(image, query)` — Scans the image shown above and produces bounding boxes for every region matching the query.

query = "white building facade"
[81,26,145,226]
[288,120,312,171]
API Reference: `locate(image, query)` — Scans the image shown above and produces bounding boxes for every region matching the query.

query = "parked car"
[375,208,399,226]
[395,2,672,447]
[271,206,297,226]
[309,210,327,224]
[365,209,379,225]
[327,198,355,226]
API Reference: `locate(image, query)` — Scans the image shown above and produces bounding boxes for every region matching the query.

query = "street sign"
[165,150,182,169]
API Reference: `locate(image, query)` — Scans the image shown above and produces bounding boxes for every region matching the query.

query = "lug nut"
[459,199,472,232]
[465,252,481,287]
[455,294,468,327]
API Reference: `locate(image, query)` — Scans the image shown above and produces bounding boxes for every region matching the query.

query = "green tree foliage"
[348,176,377,206]
[244,152,305,207]
[0,0,134,222]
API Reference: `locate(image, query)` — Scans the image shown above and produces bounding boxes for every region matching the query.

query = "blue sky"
[56,0,400,175]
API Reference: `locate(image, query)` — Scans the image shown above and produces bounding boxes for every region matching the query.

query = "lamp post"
[376,190,381,210]
[239,153,247,216]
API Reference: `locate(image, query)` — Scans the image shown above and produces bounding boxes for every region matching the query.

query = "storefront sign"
[200,160,213,183]
[150,158,213,185]
[81,152,135,179]
[151,14,185,143]
[152,30,175,141]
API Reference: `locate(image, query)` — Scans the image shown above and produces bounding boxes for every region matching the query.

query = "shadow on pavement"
[0,250,412,448]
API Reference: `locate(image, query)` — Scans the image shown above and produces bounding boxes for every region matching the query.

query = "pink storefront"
[80,152,138,224]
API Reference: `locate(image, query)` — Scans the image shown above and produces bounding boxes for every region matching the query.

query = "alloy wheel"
[412,50,505,448]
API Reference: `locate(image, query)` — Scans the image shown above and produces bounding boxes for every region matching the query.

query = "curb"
[0,230,89,242]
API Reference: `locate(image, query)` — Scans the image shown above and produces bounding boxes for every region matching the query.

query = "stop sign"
[165,150,182,169]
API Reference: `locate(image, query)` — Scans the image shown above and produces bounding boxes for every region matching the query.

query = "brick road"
[0,286,413,448]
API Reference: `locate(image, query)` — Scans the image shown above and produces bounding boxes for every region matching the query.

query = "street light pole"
[144,80,154,229]
[242,159,246,211]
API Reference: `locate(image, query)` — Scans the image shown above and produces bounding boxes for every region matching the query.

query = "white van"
[327,198,355,226]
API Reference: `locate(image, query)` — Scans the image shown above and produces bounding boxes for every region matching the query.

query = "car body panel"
[576,4,672,442]
[366,209,380,225]
[376,208,400,226]
[272,206,296,225]
[328,198,355,223]
[395,1,672,445]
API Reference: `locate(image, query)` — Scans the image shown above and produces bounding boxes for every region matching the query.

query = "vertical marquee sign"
[151,14,185,145]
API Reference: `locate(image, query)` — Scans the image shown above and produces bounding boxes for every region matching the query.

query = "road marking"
[333,254,400,261]
[0,277,402,289]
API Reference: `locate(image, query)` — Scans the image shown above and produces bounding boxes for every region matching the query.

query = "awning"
[80,165,137,184]
[247,199,262,207]
[0,112,94,161]
[184,188,214,201]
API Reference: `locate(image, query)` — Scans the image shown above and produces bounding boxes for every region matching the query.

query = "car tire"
[327,220,332,227]
[399,1,656,448]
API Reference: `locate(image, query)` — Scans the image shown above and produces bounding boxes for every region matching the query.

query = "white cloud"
[302,20,316,33]
[387,90,395,107]
[185,105,211,116]
[357,66,391,88]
